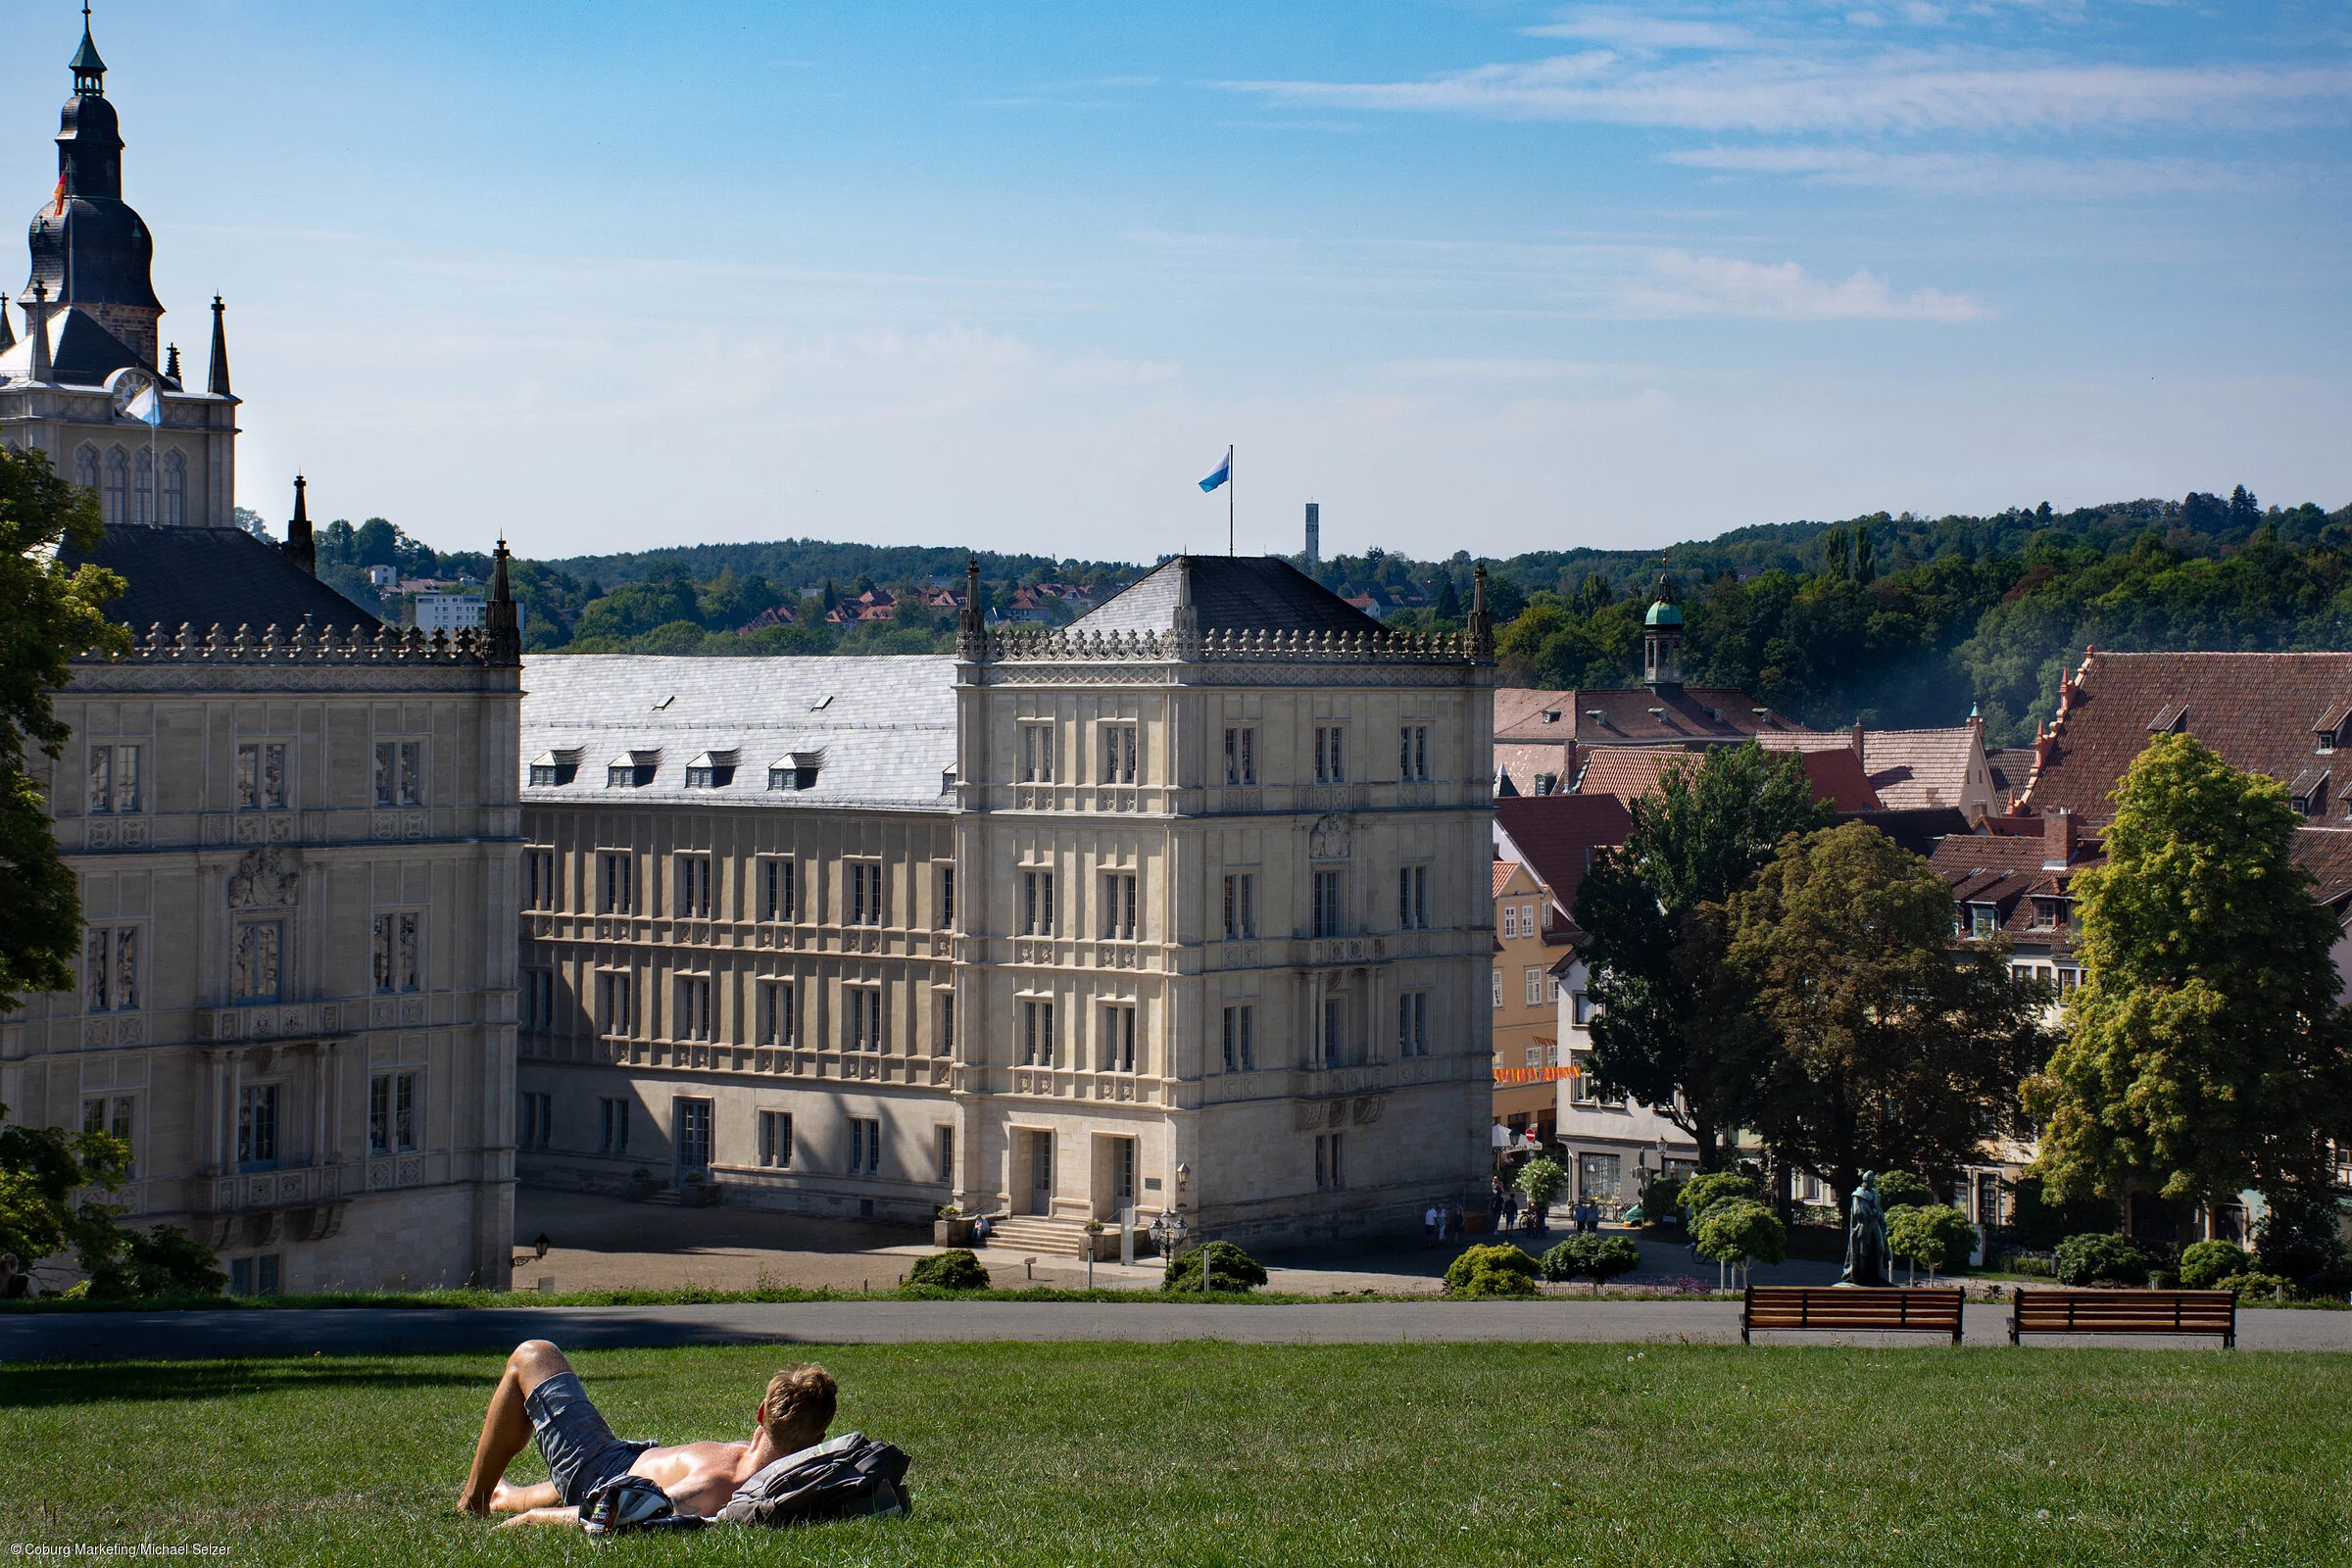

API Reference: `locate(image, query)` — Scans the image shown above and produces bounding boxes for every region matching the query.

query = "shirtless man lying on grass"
[456,1339,835,1528]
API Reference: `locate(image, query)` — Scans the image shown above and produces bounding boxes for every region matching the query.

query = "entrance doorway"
[1027,1129,1054,1215]
[673,1097,712,1184]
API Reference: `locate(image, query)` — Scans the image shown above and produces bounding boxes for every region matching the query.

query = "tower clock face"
[109,368,153,415]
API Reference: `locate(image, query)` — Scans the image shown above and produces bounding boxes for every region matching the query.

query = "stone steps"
[985,1216,1092,1258]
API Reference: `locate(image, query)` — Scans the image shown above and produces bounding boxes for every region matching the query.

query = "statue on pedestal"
[1841,1171,1890,1287]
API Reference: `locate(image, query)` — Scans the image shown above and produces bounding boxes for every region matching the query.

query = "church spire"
[71,4,106,97]
[206,295,230,395]
[0,301,14,355]
[27,281,53,383]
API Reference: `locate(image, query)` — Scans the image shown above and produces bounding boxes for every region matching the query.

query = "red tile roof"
[1495,685,1814,747]
[1493,859,1521,898]
[1493,793,1634,927]
[1572,744,1883,813]
[2019,651,2352,825]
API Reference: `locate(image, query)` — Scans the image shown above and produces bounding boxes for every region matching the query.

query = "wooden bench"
[2008,1288,2236,1348]
[1741,1286,1964,1345]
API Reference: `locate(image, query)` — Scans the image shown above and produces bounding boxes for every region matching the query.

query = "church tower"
[0,8,240,528]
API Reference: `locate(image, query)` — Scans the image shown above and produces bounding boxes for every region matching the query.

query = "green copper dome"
[1644,599,1682,628]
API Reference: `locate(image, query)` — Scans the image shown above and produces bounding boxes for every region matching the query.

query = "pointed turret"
[1466,563,1494,659]
[0,301,13,355]
[161,341,178,385]
[27,281,53,384]
[283,473,315,575]
[956,558,986,659]
[485,537,521,663]
[206,295,230,395]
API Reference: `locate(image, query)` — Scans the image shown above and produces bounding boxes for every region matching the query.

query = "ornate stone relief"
[1308,813,1353,861]
[226,846,300,908]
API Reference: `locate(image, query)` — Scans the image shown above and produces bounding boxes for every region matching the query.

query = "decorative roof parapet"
[981,623,1490,664]
[76,619,521,668]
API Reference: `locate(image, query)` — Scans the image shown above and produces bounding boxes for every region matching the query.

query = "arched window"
[161,451,185,526]
[133,449,153,525]
[102,449,128,525]
[74,445,99,492]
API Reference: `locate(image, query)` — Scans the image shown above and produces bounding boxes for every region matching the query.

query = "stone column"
[225,1049,244,1173]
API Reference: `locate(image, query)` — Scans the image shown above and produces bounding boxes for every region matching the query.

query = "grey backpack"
[715,1432,912,1528]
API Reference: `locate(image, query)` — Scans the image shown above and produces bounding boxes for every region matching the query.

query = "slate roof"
[1572,743,1883,813]
[520,654,957,812]
[2023,652,2352,825]
[1073,556,1382,637]
[1845,808,1974,858]
[1494,684,1812,747]
[0,305,146,387]
[1492,792,1635,930]
[60,523,378,633]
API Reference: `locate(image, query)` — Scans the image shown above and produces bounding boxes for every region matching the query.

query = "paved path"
[3,1299,2341,1363]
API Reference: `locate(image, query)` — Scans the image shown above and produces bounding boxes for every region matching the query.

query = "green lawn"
[3,1343,2347,1566]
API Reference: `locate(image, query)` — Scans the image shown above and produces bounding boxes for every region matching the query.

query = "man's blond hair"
[761,1363,837,1447]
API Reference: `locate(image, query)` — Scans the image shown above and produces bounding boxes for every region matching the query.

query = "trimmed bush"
[2053,1232,2148,1287]
[2178,1240,2250,1291]
[1542,1233,1642,1292]
[1639,1176,1686,1227]
[1161,1241,1267,1294]
[906,1249,990,1292]
[1445,1244,1542,1298]
[1692,1200,1787,1270]
[1678,1172,1760,1223]
[1991,1250,2053,1278]
[2213,1271,2295,1300]
[1886,1203,1978,1279]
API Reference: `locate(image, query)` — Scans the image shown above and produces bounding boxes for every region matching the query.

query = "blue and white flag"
[1199,446,1232,493]
[123,383,164,427]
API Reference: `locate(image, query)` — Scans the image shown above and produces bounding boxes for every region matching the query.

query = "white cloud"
[1613,251,1987,320]
[1522,15,1765,52]
[1219,52,2352,135]
[1663,144,2289,196]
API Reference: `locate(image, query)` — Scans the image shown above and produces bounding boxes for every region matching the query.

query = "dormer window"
[2290,767,2329,819]
[606,750,660,788]
[2147,703,2187,735]
[2314,703,2350,754]
[1541,710,1561,724]
[529,748,582,787]
[2030,896,2071,930]
[767,750,823,791]
[685,750,738,789]
[1967,904,1997,939]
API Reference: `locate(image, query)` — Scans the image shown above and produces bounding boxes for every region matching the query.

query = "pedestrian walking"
[1448,1202,1465,1243]
[1423,1203,1440,1247]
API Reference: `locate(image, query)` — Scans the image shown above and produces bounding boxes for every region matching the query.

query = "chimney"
[1304,502,1320,570]
[1849,721,1865,764]
[2042,808,2075,870]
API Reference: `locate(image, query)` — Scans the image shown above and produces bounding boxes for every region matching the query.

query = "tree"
[1573,743,1833,1166]
[1,1100,220,1298]
[1885,1204,1977,1282]
[1729,822,2045,1215]
[1161,1241,1267,1294]
[2023,736,2352,1217]
[1692,1199,1787,1288]
[1444,1244,1542,1298]
[1677,1171,1760,1223]
[1873,1170,1934,1211]
[1,447,127,1010]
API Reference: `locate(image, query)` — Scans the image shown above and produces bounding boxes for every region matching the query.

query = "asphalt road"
[2,1299,2341,1362]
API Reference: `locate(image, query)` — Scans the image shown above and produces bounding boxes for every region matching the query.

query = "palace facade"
[516,559,1499,1250]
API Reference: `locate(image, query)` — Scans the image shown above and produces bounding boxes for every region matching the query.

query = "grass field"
[4,1343,2347,1567]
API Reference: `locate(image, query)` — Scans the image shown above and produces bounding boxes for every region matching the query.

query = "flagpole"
[1227,445,1235,558]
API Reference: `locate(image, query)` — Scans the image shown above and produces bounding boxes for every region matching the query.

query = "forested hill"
[300,486,2351,747]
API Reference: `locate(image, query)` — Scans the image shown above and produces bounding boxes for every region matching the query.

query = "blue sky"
[5,1,2346,564]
